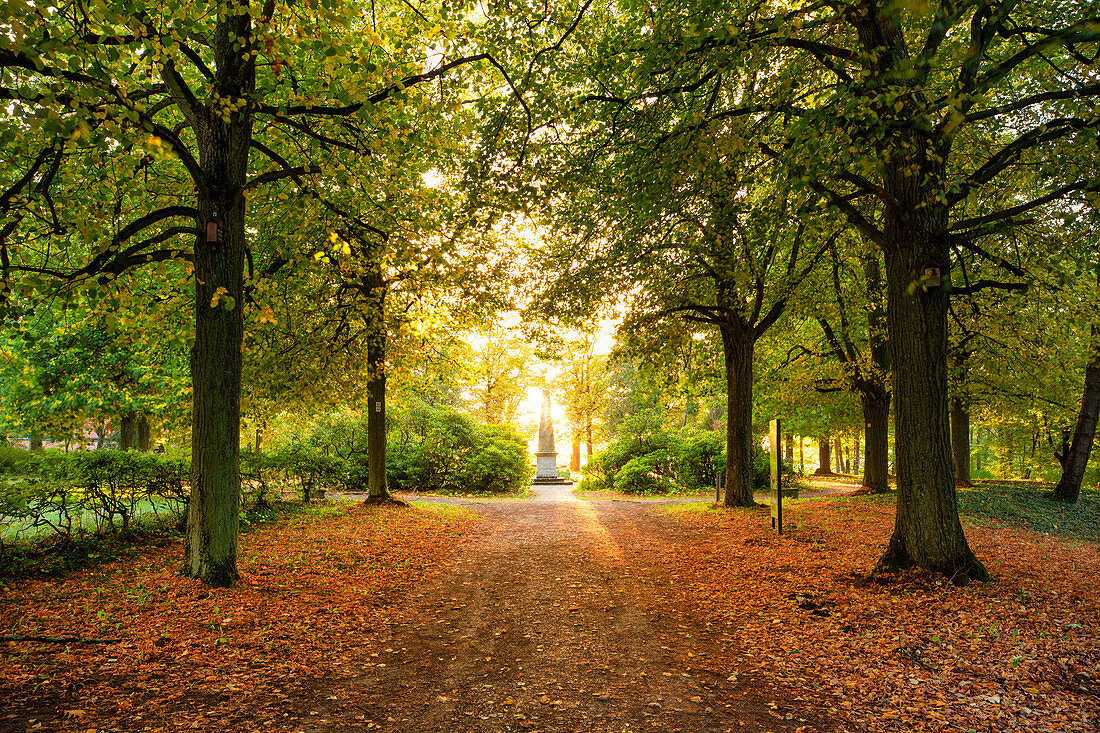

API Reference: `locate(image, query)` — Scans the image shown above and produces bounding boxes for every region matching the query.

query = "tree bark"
[364,257,389,501]
[849,1,986,584]
[571,432,581,472]
[861,392,890,492]
[1052,257,1100,503]
[182,8,255,587]
[119,413,136,451]
[815,436,832,475]
[950,397,972,486]
[137,414,150,453]
[835,435,844,473]
[784,432,794,465]
[720,322,755,507]
[1052,345,1100,502]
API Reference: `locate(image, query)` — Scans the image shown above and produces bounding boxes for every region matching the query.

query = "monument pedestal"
[535,451,559,479]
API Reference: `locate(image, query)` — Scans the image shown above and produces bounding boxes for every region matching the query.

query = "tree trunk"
[784,432,794,465]
[182,9,255,587]
[951,397,972,486]
[95,419,107,450]
[254,426,263,455]
[120,413,136,451]
[835,435,844,473]
[721,323,755,507]
[570,432,581,472]
[586,418,593,457]
[874,172,985,582]
[815,436,832,475]
[364,257,389,501]
[1052,258,1100,502]
[1052,345,1100,502]
[798,434,804,472]
[861,392,890,492]
[851,434,861,474]
[137,414,150,453]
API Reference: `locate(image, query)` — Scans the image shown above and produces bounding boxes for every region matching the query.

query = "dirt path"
[300,484,830,733]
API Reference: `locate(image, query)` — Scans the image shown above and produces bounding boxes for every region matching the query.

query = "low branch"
[950,279,1029,296]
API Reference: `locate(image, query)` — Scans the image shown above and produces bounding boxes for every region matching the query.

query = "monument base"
[535,452,559,479]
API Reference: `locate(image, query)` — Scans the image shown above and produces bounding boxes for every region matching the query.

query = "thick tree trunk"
[950,397,972,486]
[874,183,985,582]
[119,414,136,451]
[118,413,135,449]
[182,10,255,587]
[571,433,581,472]
[815,436,832,475]
[137,414,150,453]
[835,435,844,473]
[861,392,890,492]
[1052,259,1100,503]
[721,323,755,507]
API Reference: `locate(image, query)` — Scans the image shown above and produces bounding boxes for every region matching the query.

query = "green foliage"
[0,450,190,570]
[0,443,35,474]
[391,408,531,495]
[957,482,1100,543]
[614,452,677,495]
[268,444,349,502]
[581,419,800,496]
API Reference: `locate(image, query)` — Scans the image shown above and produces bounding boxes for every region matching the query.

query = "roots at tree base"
[873,538,990,586]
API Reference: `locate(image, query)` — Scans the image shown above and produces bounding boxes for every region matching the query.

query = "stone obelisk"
[534,390,559,480]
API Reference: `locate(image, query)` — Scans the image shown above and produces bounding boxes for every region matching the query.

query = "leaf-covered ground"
[1,488,1097,733]
[0,501,488,731]
[656,496,1100,732]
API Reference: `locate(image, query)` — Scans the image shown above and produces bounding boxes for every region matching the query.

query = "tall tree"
[1,0,498,584]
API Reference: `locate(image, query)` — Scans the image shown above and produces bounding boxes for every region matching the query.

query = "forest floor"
[1,483,1098,733]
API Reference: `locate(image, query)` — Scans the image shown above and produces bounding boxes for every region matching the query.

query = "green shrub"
[0,443,35,474]
[0,449,190,554]
[269,444,348,502]
[672,430,725,492]
[397,410,531,495]
[461,424,531,494]
[614,451,677,494]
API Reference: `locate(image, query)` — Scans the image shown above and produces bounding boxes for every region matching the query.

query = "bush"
[614,451,677,494]
[0,449,191,566]
[269,444,348,502]
[0,442,35,474]
[398,409,531,495]
[581,424,789,496]
[672,430,725,492]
